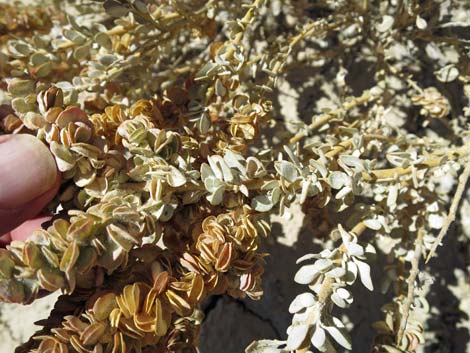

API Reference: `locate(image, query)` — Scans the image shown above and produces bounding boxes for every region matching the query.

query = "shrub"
[1,1,469,352]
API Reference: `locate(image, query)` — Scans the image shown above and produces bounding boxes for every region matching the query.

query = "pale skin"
[0,132,60,246]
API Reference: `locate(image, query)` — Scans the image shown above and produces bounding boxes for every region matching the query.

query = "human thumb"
[0,134,59,237]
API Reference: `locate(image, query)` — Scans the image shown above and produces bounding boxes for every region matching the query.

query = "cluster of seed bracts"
[0,3,53,42]
[10,206,269,353]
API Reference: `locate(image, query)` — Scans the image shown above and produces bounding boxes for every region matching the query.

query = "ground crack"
[201,294,223,320]
[202,295,282,339]
[234,298,282,339]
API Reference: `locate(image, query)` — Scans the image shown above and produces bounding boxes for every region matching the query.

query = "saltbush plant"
[0,1,469,352]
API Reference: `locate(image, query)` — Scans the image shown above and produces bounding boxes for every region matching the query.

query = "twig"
[425,161,470,263]
[362,145,470,182]
[224,0,265,60]
[295,222,368,353]
[396,227,424,346]
[291,91,375,145]
[325,138,354,158]
[274,90,378,152]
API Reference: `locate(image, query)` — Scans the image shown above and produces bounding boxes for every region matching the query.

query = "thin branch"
[425,161,470,263]
[396,227,424,345]
[362,145,470,182]
[274,90,378,153]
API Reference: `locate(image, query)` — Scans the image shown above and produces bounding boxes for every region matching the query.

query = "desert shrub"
[0,1,469,352]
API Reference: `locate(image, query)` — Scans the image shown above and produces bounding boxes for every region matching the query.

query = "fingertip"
[0,173,60,237]
[0,232,12,247]
[9,216,52,242]
[0,134,58,208]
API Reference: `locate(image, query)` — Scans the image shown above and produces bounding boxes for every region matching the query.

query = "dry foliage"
[0,1,469,353]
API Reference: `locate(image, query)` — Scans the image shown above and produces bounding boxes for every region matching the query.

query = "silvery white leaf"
[309,159,328,178]
[207,186,225,205]
[292,310,311,324]
[311,326,327,351]
[224,149,246,174]
[283,145,301,165]
[94,32,112,50]
[381,345,405,353]
[337,224,351,242]
[64,29,87,45]
[336,288,352,300]
[8,41,31,57]
[289,292,316,313]
[261,180,279,190]
[328,171,349,189]
[331,316,346,328]
[346,242,364,257]
[275,161,299,183]
[325,267,346,279]
[364,218,382,230]
[387,184,398,210]
[309,282,323,294]
[344,260,358,285]
[314,259,333,271]
[435,64,459,83]
[427,201,439,212]
[376,15,394,32]
[55,81,74,91]
[212,155,234,183]
[323,324,352,350]
[365,243,377,258]
[416,15,427,29]
[331,292,347,308]
[386,151,411,167]
[208,155,224,180]
[339,155,365,171]
[155,203,176,222]
[294,264,321,285]
[252,195,274,212]
[240,184,249,197]
[428,213,445,229]
[198,112,211,134]
[320,249,336,258]
[201,163,214,181]
[336,186,352,200]
[296,253,318,264]
[245,339,287,353]
[353,258,373,291]
[167,166,186,187]
[204,176,224,193]
[270,187,282,204]
[286,324,310,350]
[75,45,92,64]
[300,179,311,204]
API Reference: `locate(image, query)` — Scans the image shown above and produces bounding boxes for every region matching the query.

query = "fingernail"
[0,134,57,208]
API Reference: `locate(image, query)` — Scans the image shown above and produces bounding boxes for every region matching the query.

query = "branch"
[425,161,470,263]
[274,89,378,152]
[396,227,424,345]
[362,145,470,182]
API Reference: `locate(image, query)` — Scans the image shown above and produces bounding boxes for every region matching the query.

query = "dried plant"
[0,0,469,352]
